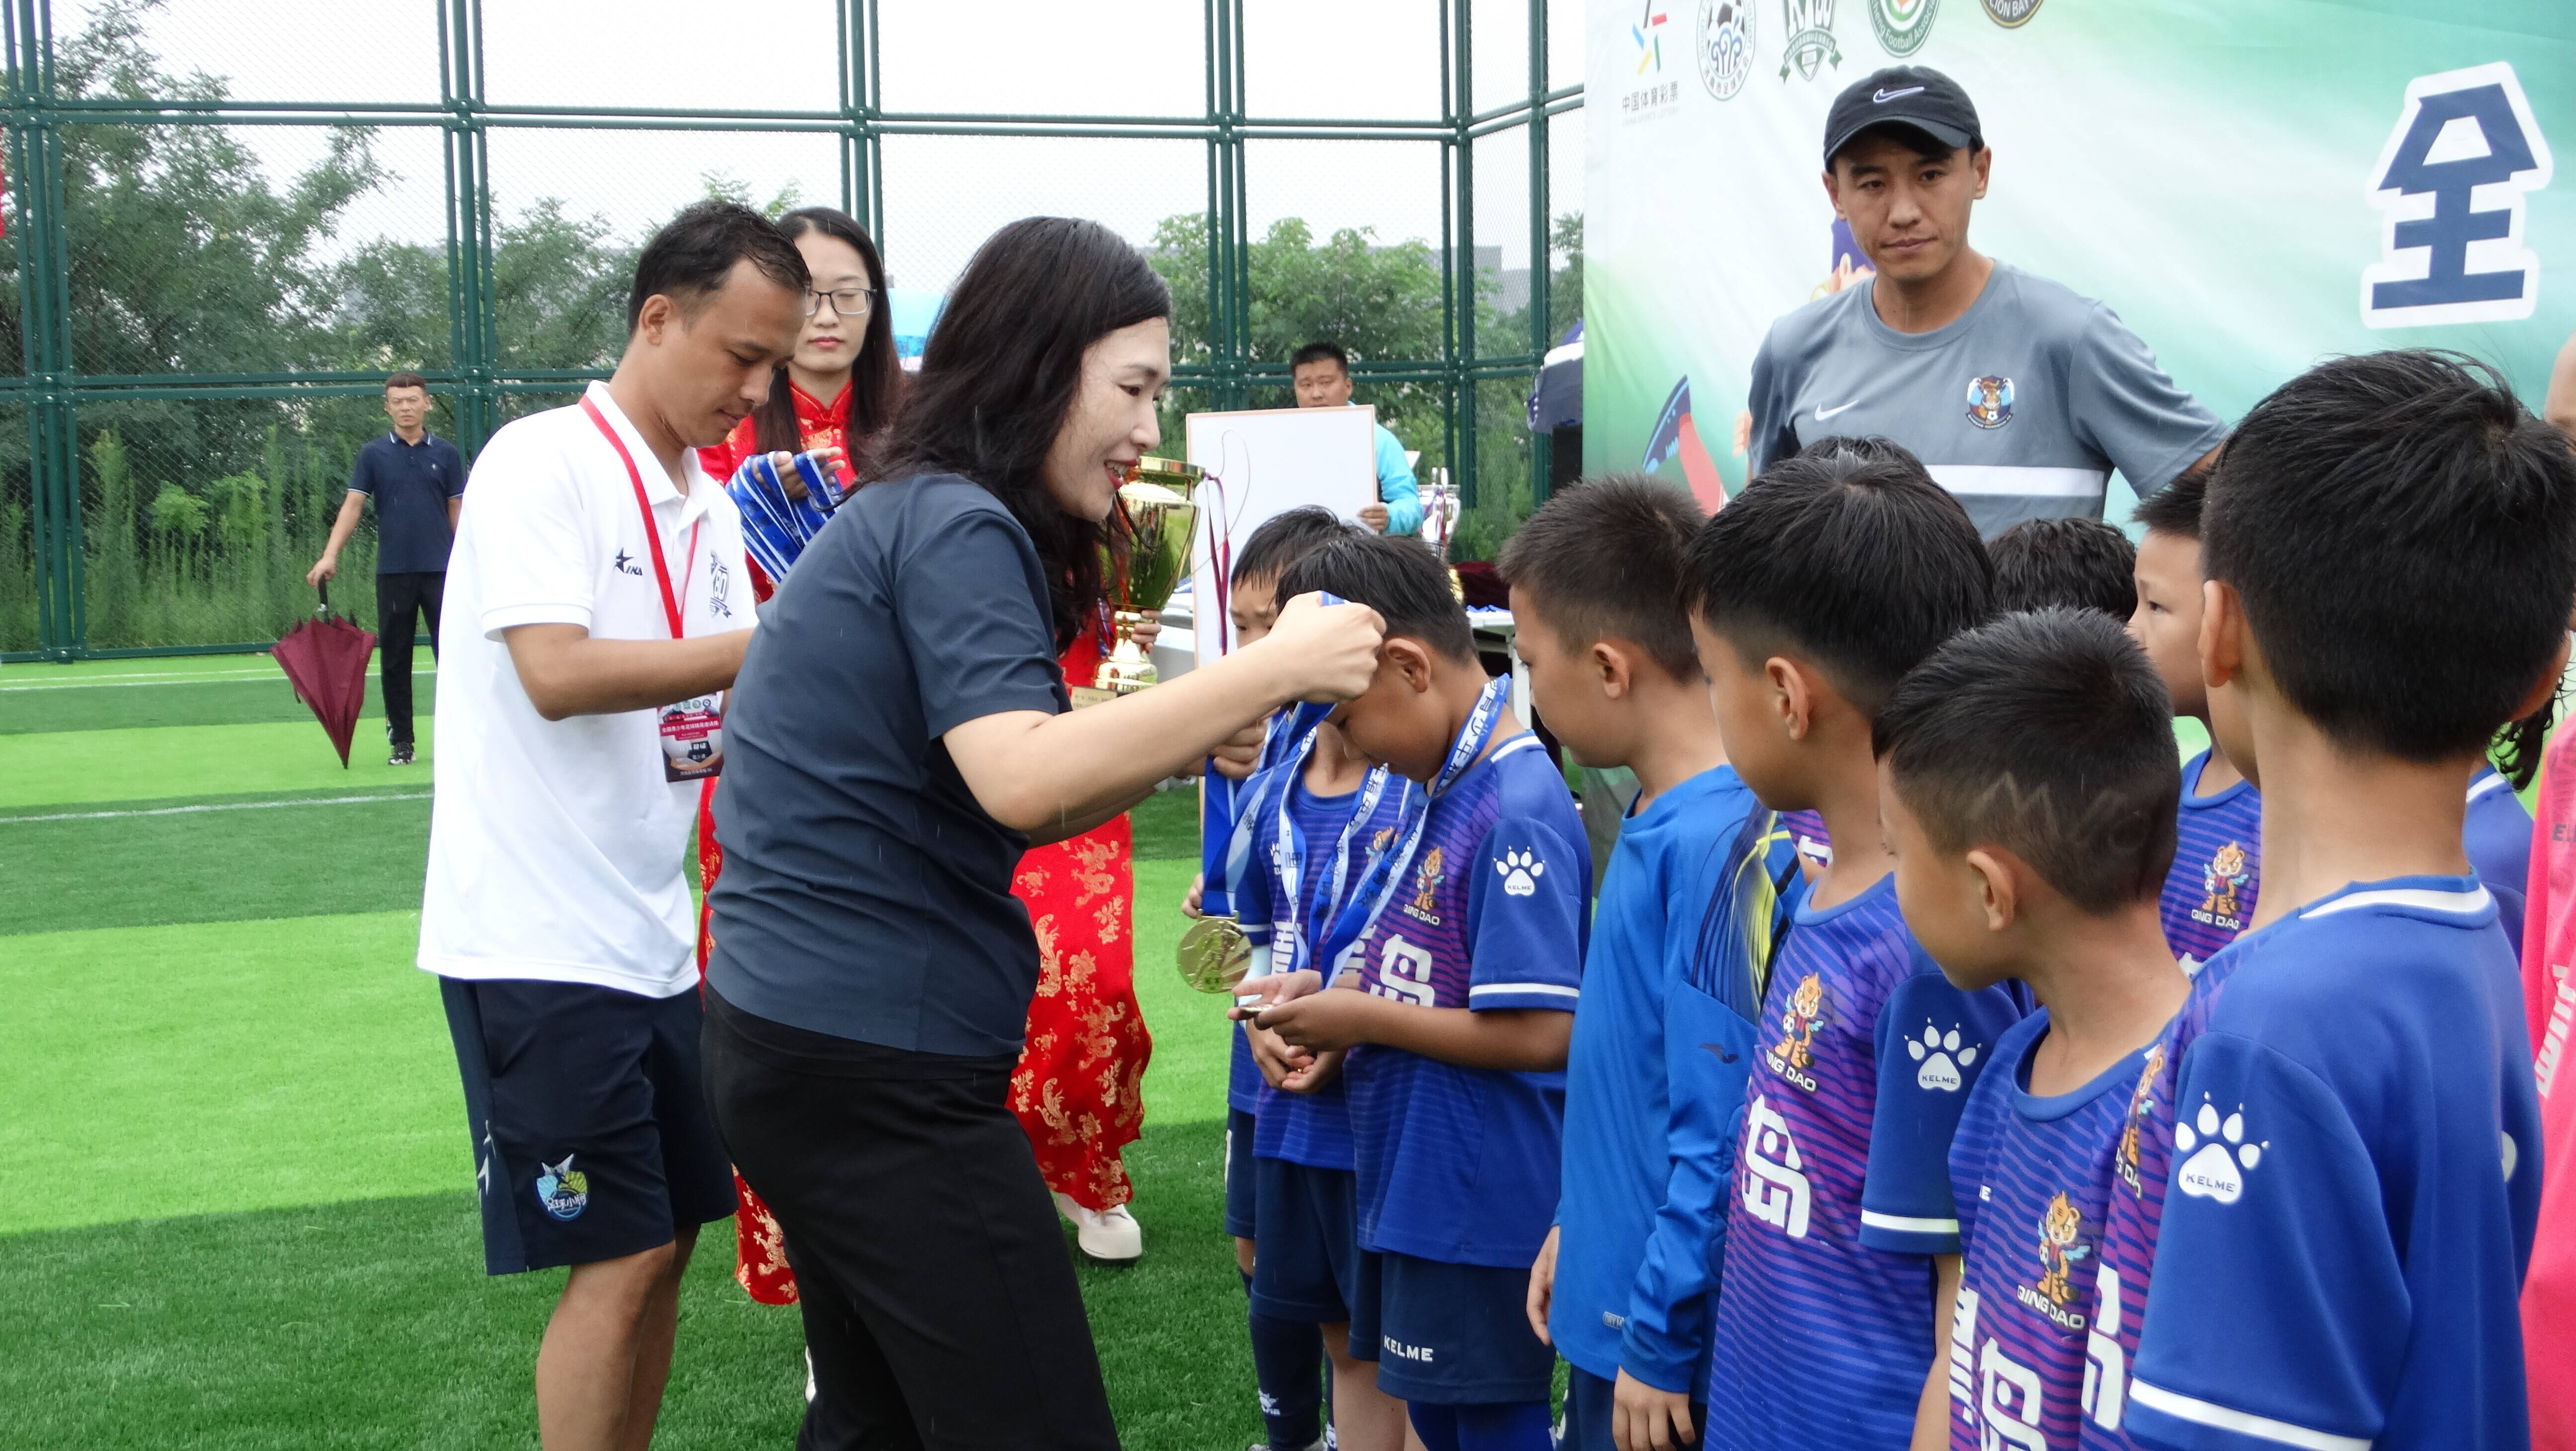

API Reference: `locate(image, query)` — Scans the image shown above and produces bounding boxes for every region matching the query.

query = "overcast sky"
[65,0,1583,293]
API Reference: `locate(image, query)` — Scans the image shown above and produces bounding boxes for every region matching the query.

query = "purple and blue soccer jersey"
[2465,765,2534,955]
[2091,875,2541,1451]
[1342,732,1590,1269]
[1240,771,1417,1171]
[1702,874,2026,1448]
[1945,1010,2154,1451]
[2159,750,2259,976]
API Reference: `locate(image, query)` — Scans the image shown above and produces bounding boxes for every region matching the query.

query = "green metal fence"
[0,0,1583,661]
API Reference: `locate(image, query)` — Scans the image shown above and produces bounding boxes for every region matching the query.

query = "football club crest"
[535,1155,590,1221]
[2115,1043,2163,1196]
[2193,841,2251,931]
[1697,0,1754,100]
[2016,1191,2094,1332]
[1766,972,1826,1091]
[1965,374,2014,429]
[1778,0,1840,81]
[1980,0,2041,24]
[1403,845,1446,925]
[1870,0,1936,56]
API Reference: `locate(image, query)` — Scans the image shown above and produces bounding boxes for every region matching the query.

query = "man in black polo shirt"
[307,371,468,765]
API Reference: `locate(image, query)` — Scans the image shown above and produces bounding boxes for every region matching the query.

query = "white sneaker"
[1053,1192,1143,1264]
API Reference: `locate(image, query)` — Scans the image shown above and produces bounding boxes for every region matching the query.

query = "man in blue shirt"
[307,370,467,765]
[1293,342,1424,538]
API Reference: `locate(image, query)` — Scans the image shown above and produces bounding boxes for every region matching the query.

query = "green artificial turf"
[5,720,441,809]
[0,665,437,735]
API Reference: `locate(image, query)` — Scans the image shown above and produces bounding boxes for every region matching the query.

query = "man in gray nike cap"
[1744,65,2226,534]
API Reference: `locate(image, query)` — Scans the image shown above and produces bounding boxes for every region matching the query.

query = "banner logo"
[1871,0,1937,58]
[2361,62,2553,329]
[1697,0,1754,101]
[1980,0,2041,25]
[1779,0,1841,81]
[1633,1,1670,73]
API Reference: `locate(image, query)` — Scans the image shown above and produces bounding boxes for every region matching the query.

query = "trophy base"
[1094,610,1162,695]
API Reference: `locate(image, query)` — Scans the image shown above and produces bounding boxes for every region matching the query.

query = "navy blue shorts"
[1224,1107,1258,1240]
[1249,1156,1361,1324]
[441,976,736,1276]
[1350,1249,1555,1405]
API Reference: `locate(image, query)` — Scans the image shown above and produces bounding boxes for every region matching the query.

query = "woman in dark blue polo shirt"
[702,217,1384,1448]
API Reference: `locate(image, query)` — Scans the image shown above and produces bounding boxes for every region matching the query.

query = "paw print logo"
[1905,1022,1978,1092]
[1496,848,1546,898]
[2173,1097,2265,1205]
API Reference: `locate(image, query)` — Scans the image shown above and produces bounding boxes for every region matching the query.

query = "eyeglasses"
[802,288,875,320]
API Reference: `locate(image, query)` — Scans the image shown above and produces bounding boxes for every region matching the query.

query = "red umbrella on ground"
[272,584,378,767]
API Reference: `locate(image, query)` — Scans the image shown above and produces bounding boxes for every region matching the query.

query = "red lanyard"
[581,395,700,640]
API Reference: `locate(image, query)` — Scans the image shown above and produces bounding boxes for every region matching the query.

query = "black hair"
[1877,609,2179,914]
[383,371,427,394]
[1276,532,1475,664]
[1685,437,1993,717]
[2203,349,2576,761]
[2131,452,2215,541]
[1832,122,1982,169]
[752,207,905,465]
[1990,516,2137,619]
[2496,696,2560,793]
[625,200,807,333]
[1232,505,1356,587]
[1496,473,1705,679]
[875,217,1172,651]
[1291,341,1351,374]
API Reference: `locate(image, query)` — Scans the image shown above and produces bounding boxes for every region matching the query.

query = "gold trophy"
[1094,456,1204,696]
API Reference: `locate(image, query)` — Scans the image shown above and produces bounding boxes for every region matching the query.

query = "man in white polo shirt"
[420,201,805,1451]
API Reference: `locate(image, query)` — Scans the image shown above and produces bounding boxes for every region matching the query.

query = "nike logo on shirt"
[1814,399,1861,420]
[1873,86,1925,102]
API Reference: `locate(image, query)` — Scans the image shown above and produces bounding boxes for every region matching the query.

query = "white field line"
[0,792,433,824]
[1,667,435,693]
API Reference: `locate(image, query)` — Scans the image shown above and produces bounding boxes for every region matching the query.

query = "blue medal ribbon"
[1261,735,1415,980]
[1199,590,1351,918]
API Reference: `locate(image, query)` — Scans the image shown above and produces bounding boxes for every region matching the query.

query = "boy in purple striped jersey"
[1685,439,2026,1449]
[1871,608,2191,1451]
[1248,532,1590,1451]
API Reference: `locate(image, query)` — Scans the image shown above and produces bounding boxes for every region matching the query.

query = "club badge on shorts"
[658,693,724,781]
[536,1155,590,1221]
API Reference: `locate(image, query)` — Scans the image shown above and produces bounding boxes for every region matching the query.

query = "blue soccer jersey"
[2115,876,2541,1451]
[1242,771,1418,1171]
[1702,874,2027,1447]
[1945,1011,2155,1451]
[1550,766,1768,1393]
[1343,732,1591,1269]
[2465,765,2534,955]
[2159,750,2260,976]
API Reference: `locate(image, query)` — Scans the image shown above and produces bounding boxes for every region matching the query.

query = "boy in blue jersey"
[1494,476,1771,1451]
[1871,609,2192,1451]
[2128,462,2262,976]
[1248,532,1591,1451]
[1233,708,1419,1451]
[1683,439,2025,1449]
[1496,477,1765,1451]
[2114,350,2573,1451]
[1188,505,1371,1451]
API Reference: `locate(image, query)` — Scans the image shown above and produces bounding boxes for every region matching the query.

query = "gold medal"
[1176,915,1253,994]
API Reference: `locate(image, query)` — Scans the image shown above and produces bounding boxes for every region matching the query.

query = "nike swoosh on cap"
[1814,399,1861,419]
[1873,85,1925,102]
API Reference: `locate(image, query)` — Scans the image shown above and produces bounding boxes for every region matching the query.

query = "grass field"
[0,652,1258,1449]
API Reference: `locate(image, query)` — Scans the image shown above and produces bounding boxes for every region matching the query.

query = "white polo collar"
[584,380,712,524]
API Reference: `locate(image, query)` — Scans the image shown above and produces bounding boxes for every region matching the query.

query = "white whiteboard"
[1185,405,1380,661]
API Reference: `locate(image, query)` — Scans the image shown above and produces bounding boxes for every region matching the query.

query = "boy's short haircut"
[1875,608,2180,914]
[2204,349,2576,761]
[1495,474,1707,680]
[1797,433,1922,469]
[1989,516,2138,618]
[2131,452,2215,540]
[1232,505,1356,587]
[1277,532,1475,664]
[1684,439,1994,717]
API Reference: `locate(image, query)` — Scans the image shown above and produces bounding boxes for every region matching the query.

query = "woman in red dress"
[695,207,1156,1296]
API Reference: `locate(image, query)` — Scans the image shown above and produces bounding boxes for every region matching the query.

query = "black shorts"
[1250,1156,1362,1325]
[1224,1107,1259,1240]
[440,976,736,1276]
[1351,1249,1556,1405]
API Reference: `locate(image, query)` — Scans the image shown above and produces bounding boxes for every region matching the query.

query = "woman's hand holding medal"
[1251,591,1385,703]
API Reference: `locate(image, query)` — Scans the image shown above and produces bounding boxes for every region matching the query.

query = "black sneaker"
[389,742,416,766]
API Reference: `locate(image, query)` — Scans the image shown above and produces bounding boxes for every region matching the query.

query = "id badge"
[657,693,724,781]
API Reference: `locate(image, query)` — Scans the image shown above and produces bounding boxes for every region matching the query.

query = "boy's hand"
[1229,969,1322,1019]
[1526,1226,1559,1344]
[1280,1047,1345,1094]
[1182,872,1205,918]
[1245,1023,1312,1088]
[1254,985,1377,1053]
[1613,1370,1697,1451]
